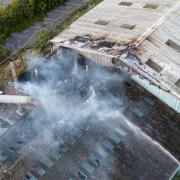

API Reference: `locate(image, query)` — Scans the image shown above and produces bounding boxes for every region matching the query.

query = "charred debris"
[61,35,170,93]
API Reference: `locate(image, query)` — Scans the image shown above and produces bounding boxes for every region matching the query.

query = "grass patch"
[32,0,103,53]
[0,45,11,62]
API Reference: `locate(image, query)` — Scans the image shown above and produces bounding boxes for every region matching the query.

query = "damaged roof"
[50,0,180,112]
[51,0,179,44]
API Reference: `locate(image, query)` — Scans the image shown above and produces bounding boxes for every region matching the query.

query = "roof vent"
[165,39,180,53]
[145,59,163,73]
[143,4,159,9]
[119,2,133,6]
[175,79,180,88]
[95,20,109,26]
[120,24,136,30]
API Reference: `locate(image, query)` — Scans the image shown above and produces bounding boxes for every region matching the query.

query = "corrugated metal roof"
[50,0,180,112]
[51,0,178,44]
[135,2,180,99]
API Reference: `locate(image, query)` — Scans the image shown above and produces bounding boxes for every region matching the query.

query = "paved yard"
[0,0,10,5]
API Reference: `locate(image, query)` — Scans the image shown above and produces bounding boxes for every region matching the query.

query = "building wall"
[53,46,180,113]
[132,75,180,113]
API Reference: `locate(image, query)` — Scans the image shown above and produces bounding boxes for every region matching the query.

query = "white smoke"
[17,49,179,179]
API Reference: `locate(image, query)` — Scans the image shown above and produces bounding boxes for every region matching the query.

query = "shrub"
[0,45,11,62]
[0,0,67,39]
[33,28,57,53]
[0,0,67,60]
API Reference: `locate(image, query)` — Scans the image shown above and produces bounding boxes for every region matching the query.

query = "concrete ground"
[5,0,89,52]
[0,0,10,5]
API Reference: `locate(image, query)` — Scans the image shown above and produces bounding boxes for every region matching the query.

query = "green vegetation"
[32,0,103,53]
[0,0,102,83]
[0,45,10,60]
[32,28,57,54]
[0,0,67,62]
[0,0,67,39]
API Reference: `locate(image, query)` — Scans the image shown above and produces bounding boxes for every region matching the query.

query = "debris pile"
[63,35,127,56]
[62,35,169,92]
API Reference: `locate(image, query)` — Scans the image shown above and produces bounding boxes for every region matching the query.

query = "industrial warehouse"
[0,0,180,180]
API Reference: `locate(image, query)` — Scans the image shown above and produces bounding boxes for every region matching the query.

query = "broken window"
[165,39,180,53]
[112,58,118,65]
[119,2,133,6]
[120,24,136,30]
[143,4,159,9]
[95,20,109,26]
[25,174,31,179]
[175,79,180,88]
[145,59,163,73]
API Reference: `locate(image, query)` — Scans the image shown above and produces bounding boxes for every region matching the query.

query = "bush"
[32,0,66,13]
[0,45,11,61]
[32,0,103,54]
[0,0,67,39]
[0,0,67,60]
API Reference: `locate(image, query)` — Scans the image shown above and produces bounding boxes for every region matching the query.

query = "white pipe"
[0,95,33,105]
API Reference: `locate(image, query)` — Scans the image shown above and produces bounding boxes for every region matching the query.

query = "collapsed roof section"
[50,0,180,112]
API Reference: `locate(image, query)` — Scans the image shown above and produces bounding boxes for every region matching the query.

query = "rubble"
[63,35,127,56]
[61,35,169,93]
